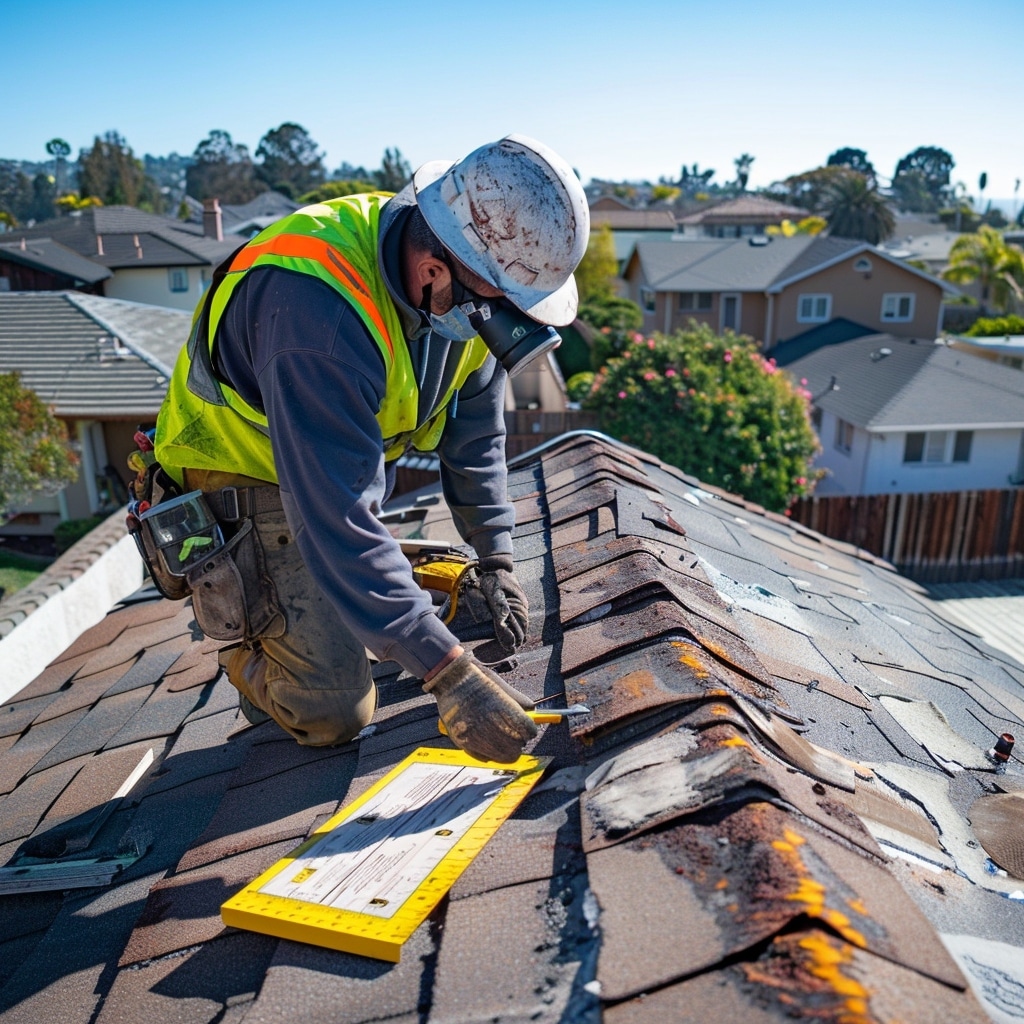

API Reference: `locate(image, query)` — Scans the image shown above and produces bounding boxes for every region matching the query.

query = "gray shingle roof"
[0,238,111,285]
[677,194,808,225]
[783,334,1024,430]
[0,432,1022,1022]
[0,292,185,417]
[2,208,240,271]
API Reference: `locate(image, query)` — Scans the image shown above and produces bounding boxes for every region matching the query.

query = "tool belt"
[126,453,284,641]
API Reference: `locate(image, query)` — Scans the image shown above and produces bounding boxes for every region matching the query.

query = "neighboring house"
[948,331,1024,370]
[675,194,807,238]
[625,235,951,347]
[0,431,1022,1023]
[588,196,677,271]
[0,206,239,311]
[777,333,1024,495]
[0,291,189,533]
[181,191,300,238]
[0,237,111,294]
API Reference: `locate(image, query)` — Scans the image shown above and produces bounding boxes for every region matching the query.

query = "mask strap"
[420,281,433,316]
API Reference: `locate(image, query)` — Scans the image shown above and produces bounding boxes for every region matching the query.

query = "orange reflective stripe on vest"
[231,233,395,359]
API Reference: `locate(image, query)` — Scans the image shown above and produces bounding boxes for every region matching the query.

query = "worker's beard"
[420,282,479,342]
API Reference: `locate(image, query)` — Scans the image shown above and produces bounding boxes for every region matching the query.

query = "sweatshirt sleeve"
[435,358,516,561]
[221,268,460,679]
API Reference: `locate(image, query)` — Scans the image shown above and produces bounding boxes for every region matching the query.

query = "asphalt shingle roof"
[0,292,187,417]
[782,334,1024,430]
[0,239,111,285]
[2,208,239,271]
[677,194,808,224]
[633,235,866,293]
[0,432,1022,1022]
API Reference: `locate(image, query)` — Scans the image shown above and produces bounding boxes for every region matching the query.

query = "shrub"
[584,323,820,511]
[965,314,1024,337]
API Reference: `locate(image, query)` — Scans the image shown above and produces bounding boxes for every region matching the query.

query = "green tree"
[45,138,71,194]
[255,122,325,198]
[26,172,57,223]
[823,171,895,244]
[299,179,377,204]
[773,165,852,213]
[891,146,954,212]
[826,147,876,184]
[584,323,819,511]
[78,132,163,210]
[943,226,1024,315]
[0,373,78,521]
[374,148,412,193]
[0,161,34,225]
[734,153,755,191]
[965,314,1024,337]
[187,129,266,203]
[574,224,618,303]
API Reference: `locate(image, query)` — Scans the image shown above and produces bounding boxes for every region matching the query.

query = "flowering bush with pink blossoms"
[584,323,821,511]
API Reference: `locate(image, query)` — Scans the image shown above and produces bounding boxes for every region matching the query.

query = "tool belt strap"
[203,484,283,523]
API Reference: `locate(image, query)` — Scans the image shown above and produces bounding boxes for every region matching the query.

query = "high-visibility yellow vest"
[155,194,491,485]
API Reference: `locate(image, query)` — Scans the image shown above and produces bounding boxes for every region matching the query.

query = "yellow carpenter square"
[221,746,549,962]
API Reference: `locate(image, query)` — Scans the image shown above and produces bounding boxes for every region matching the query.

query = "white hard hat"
[412,134,589,327]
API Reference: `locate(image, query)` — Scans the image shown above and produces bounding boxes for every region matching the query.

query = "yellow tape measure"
[221,746,549,962]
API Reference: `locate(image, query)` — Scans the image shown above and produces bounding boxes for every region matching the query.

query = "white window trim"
[903,429,973,465]
[835,418,854,454]
[881,292,915,323]
[640,287,656,313]
[796,293,832,323]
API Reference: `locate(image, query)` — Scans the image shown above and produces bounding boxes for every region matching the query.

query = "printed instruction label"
[259,761,516,918]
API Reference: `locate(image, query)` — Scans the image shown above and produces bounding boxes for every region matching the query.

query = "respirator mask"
[423,254,562,377]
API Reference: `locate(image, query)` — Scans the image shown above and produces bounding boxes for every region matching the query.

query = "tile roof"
[590,208,679,231]
[782,334,1024,430]
[1,431,1022,1023]
[0,238,111,285]
[0,292,181,417]
[677,194,808,225]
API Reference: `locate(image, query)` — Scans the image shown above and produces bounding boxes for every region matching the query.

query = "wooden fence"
[790,488,1024,582]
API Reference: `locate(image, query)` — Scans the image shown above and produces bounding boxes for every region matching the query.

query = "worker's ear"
[407,252,451,307]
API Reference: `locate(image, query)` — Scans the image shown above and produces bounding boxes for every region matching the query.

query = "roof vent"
[748,235,771,246]
[870,347,893,362]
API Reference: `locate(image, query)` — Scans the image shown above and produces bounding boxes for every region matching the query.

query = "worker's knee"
[269,683,377,747]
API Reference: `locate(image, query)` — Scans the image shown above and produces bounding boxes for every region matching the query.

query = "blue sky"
[6,0,1024,207]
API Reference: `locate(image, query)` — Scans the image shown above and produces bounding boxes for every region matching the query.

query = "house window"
[640,287,655,313]
[853,257,873,273]
[168,268,189,293]
[835,418,854,453]
[881,293,914,322]
[903,430,973,464]
[720,293,740,331]
[678,292,713,311]
[797,294,832,323]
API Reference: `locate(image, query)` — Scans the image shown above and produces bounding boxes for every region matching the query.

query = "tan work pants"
[185,470,376,746]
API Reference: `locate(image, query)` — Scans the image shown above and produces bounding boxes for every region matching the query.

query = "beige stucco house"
[623,235,951,348]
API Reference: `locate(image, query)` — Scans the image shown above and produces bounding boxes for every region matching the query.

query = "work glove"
[423,652,537,763]
[476,554,529,654]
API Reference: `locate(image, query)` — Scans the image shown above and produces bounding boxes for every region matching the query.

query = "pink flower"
[682,367,690,378]
[796,476,807,486]
[643,370,657,381]
[632,332,644,345]
[618,390,627,399]
[724,351,733,363]
[800,377,808,386]
[665,368,677,378]
[601,326,611,335]
[688,387,696,397]
[647,339,655,350]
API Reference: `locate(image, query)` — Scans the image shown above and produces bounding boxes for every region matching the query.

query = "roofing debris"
[1,432,1023,1023]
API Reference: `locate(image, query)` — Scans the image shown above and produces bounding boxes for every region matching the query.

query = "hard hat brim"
[412,158,580,328]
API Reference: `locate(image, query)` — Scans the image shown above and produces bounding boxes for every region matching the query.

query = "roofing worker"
[142,135,588,764]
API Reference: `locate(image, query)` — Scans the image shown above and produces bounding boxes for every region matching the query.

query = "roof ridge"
[64,292,176,377]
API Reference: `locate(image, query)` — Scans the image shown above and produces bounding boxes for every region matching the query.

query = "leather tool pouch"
[187,520,283,641]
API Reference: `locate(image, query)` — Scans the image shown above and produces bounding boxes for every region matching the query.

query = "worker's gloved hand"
[423,652,537,763]
[476,554,529,653]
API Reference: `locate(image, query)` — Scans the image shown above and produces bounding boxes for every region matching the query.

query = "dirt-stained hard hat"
[412,134,589,327]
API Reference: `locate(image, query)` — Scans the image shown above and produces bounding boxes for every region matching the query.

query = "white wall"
[0,534,144,703]
[812,410,871,495]
[104,266,204,311]
[862,427,1024,494]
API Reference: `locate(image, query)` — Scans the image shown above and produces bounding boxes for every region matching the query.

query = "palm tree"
[824,172,895,244]
[943,225,1024,315]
